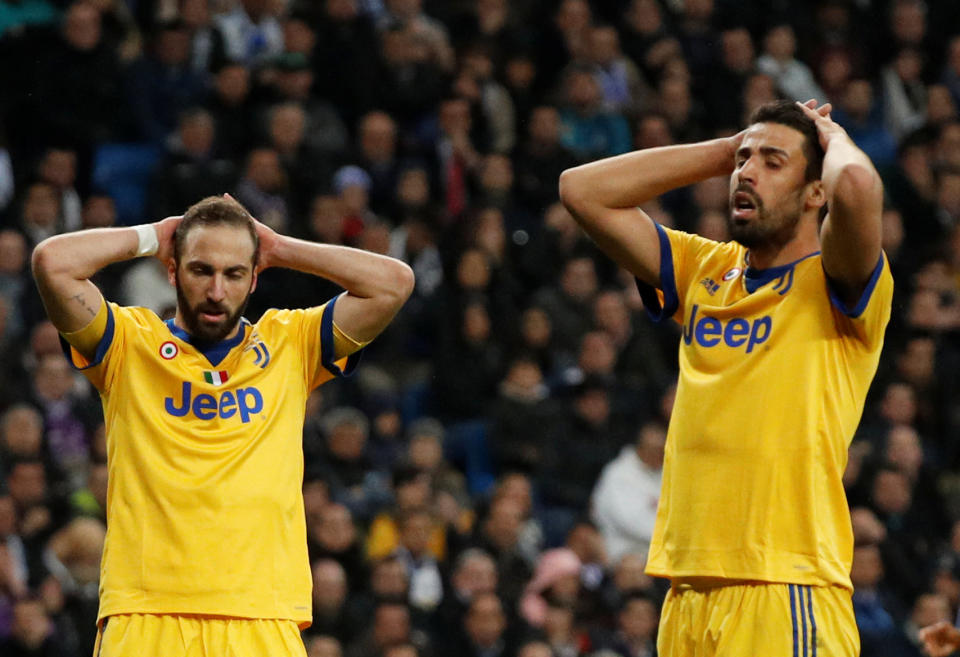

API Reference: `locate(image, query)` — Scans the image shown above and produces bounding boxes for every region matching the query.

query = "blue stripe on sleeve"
[320,293,363,378]
[826,253,886,318]
[789,584,799,657]
[634,222,679,322]
[806,586,817,657]
[60,303,116,370]
[799,583,808,657]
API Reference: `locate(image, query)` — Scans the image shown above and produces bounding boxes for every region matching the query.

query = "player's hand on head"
[153,215,182,264]
[919,620,960,656]
[796,99,847,150]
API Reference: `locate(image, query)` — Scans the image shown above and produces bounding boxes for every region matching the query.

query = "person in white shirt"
[590,421,665,564]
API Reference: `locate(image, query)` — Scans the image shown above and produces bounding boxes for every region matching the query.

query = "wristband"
[133,224,159,257]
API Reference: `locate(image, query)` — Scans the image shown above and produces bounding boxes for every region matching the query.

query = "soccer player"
[31,195,414,656]
[559,99,892,656]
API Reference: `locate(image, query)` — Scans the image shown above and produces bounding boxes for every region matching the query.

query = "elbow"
[387,260,415,308]
[831,163,882,208]
[31,238,60,281]
[558,167,586,215]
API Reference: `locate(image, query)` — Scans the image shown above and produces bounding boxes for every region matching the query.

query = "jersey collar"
[164,318,251,366]
[743,251,819,294]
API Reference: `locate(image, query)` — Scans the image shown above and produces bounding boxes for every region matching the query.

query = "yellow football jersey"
[638,224,893,590]
[63,296,360,626]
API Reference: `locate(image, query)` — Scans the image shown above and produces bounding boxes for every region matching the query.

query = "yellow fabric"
[93,614,307,657]
[66,301,352,625]
[61,298,108,359]
[643,225,893,590]
[658,582,858,657]
[365,512,448,561]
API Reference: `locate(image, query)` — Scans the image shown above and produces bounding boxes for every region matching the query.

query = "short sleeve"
[635,223,721,324]
[826,253,894,348]
[60,302,125,392]
[292,294,364,389]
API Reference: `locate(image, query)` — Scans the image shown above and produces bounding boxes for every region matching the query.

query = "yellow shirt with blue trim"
[637,224,893,590]
[62,295,359,625]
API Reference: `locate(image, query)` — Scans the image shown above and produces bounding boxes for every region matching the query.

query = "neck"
[745,216,820,270]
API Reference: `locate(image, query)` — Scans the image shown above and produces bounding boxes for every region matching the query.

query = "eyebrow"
[736,145,790,159]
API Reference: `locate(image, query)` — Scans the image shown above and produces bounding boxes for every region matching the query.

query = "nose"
[737,156,757,186]
[207,274,226,302]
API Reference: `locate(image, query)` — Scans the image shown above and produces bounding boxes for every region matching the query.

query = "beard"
[727,184,804,251]
[175,276,251,345]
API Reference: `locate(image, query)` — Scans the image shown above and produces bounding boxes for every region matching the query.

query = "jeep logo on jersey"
[683,304,772,353]
[164,382,264,423]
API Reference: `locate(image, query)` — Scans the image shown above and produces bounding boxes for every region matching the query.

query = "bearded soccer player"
[560,99,892,656]
[31,195,414,656]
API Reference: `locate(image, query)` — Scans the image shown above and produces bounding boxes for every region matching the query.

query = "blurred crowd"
[1,0,960,655]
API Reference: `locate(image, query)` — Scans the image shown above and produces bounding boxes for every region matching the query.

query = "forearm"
[820,136,882,208]
[32,227,149,332]
[560,138,736,214]
[265,236,415,343]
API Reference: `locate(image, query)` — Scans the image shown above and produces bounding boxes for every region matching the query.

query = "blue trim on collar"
[826,253,886,318]
[164,317,250,366]
[635,222,679,323]
[60,303,116,370]
[744,251,820,294]
[320,292,363,377]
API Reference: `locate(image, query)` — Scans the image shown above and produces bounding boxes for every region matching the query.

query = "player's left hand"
[223,194,280,272]
[796,99,848,151]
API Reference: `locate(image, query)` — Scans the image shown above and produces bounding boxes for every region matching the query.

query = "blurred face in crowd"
[40,149,76,188]
[566,71,600,113]
[82,196,117,228]
[315,504,356,552]
[619,597,658,640]
[23,183,60,229]
[529,106,561,144]
[307,636,343,657]
[372,557,408,597]
[466,593,506,648]
[34,353,74,402]
[453,552,497,600]
[312,559,348,611]
[246,148,284,192]
[871,469,912,514]
[484,497,522,549]
[157,25,191,66]
[0,230,27,274]
[1,406,44,457]
[269,105,307,154]
[180,112,215,157]
[11,599,51,650]
[360,112,397,163]
[373,604,410,647]
[64,2,101,51]
[216,64,251,105]
[327,419,367,461]
[8,461,47,508]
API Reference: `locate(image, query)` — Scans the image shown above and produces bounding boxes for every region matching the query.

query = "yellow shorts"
[92,614,307,657]
[658,581,859,657]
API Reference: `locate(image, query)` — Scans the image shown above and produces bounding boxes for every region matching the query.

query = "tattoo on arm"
[71,293,98,318]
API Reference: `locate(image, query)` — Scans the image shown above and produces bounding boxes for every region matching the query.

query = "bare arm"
[797,100,884,305]
[256,226,414,345]
[31,217,180,337]
[558,135,741,287]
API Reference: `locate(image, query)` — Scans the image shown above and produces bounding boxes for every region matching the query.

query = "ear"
[806,180,826,211]
[250,270,258,294]
[167,260,177,287]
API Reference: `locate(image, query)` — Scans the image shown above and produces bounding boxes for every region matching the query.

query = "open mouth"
[731,191,758,221]
[199,309,227,323]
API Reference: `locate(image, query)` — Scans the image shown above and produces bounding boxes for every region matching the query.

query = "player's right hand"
[919,620,960,656]
[153,215,182,264]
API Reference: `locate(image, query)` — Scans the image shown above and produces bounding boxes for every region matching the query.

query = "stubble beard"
[175,276,250,345]
[727,186,804,253]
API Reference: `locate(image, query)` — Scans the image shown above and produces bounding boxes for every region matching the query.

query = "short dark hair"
[174,196,259,266]
[748,100,825,183]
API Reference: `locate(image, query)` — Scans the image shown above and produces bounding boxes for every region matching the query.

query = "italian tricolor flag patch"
[204,370,229,386]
